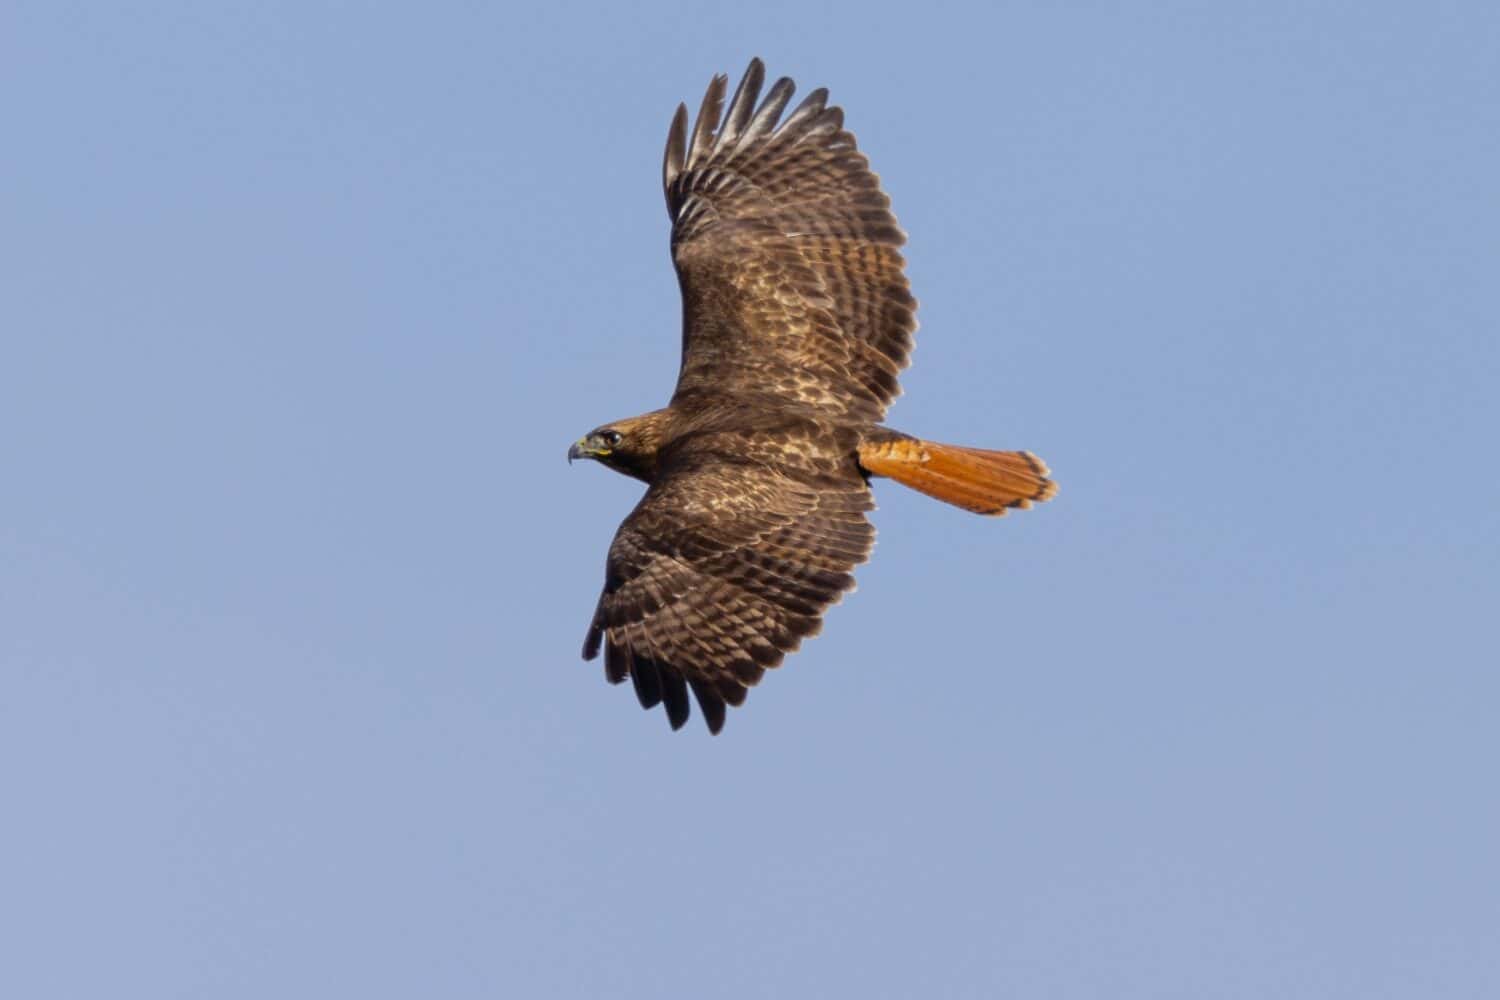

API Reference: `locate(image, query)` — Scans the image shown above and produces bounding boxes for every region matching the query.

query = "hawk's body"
[571,60,1056,733]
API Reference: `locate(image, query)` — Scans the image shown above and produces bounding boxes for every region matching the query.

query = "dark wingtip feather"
[583,622,603,661]
[689,679,727,735]
[630,648,664,709]
[718,58,766,150]
[663,103,688,206]
[739,76,795,148]
[602,637,628,684]
[779,87,829,137]
[661,668,691,730]
[688,72,728,165]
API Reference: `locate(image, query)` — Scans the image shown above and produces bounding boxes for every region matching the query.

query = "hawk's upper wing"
[582,443,875,733]
[663,59,916,421]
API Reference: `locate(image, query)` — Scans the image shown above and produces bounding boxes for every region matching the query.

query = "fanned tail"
[858,436,1058,516]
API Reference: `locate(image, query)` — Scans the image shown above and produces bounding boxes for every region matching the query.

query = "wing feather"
[688,74,726,165]
[662,103,688,204]
[660,667,691,731]
[718,58,764,150]
[688,678,727,735]
[738,76,795,150]
[603,638,628,684]
[629,648,663,709]
[582,443,874,733]
[779,87,828,136]
[662,60,916,421]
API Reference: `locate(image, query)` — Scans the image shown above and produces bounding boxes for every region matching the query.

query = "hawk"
[570,59,1057,733]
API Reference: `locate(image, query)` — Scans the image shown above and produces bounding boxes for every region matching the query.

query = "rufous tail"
[857,436,1058,516]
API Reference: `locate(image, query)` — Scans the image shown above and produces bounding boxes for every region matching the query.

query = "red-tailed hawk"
[570,59,1057,733]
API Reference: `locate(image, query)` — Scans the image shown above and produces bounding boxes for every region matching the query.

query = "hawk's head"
[568,412,668,482]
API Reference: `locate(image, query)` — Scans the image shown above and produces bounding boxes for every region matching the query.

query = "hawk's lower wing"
[582,454,874,733]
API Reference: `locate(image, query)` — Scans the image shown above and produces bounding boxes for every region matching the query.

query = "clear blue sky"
[4,2,1498,997]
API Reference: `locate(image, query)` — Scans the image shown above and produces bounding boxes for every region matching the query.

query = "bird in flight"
[570,59,1057,733]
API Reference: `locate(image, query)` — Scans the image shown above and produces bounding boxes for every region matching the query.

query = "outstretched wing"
[582,446,874,733]
[662,59,916,421]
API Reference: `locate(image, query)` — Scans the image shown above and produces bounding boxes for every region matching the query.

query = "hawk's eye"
[601,430,623,448]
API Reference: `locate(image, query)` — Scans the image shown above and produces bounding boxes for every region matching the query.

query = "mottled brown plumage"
[571,59,1056,733]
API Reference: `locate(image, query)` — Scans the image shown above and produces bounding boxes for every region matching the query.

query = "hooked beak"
[567,439,593,464]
